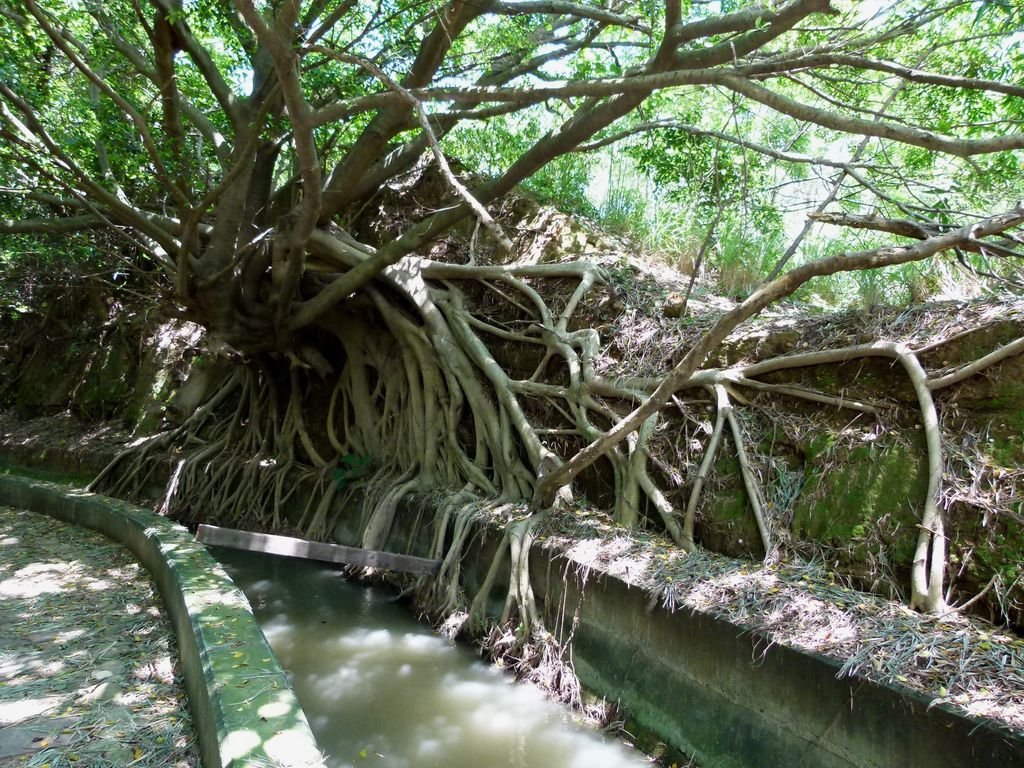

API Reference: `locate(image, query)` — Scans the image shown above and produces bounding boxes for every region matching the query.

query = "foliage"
[1,1,1021,316]
[714,219,785,299]
[449,115,597,216]
[3,0,1024,624]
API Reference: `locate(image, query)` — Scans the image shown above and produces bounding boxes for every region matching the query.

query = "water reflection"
[214,549,648,768]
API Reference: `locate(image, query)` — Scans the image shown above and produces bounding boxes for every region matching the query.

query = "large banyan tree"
[2,0,1023,623]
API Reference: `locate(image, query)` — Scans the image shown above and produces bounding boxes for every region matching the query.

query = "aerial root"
[86,246,1024,620]
[427,495,481,616]
[682,385,728,549]
[669,335,1024,611]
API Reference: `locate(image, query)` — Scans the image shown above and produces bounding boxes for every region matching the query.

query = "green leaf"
[334,454,374,489]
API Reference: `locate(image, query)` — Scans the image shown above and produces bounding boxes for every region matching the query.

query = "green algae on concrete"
[0,473,325,768]
[690,454,765,560]
[979,378,1024,467]
[13,342,87,414]
[529,544,1024,768]
[792,441,926,569]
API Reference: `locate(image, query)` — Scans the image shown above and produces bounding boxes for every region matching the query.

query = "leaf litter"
[540,505,1024,736]
[0,506,199,767]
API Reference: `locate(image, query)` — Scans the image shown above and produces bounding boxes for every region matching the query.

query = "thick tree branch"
[304,0,357,45]
[810,211,940,239]
[315,48,513,255]
[672,2,789,44]
[150,0,242,129]
[811,211,1024,260]
[719,74,1024,157]
[534,205,1024,507]
[492,1,647,32]
[0,215,103,234]
[577,119,873,169]
[318,0,488,220]
[672,0,836,69]
[235,0,322,326]
[754,53,1024,99]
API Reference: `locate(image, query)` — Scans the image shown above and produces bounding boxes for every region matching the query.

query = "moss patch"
[75,337,137,420]
[792,440,927,569]
[697,456,764,558]
[14,343,90,414]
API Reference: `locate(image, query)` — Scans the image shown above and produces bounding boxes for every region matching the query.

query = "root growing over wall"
[91,239,1024,635]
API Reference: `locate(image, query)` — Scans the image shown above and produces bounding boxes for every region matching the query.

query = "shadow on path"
[0,506,199,767]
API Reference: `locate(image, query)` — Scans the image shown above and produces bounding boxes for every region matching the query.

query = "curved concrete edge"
[0,473,325,768]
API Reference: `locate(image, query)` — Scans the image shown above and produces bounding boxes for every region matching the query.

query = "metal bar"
[196,524,441,576]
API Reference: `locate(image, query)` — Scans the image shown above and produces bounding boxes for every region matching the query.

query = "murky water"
[213,549,649,768]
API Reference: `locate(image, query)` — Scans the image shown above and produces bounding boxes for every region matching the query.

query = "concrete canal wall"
[2,464,1021,767]
[0,473,325,768]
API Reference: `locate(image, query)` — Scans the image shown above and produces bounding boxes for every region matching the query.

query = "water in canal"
[213,549,649,768]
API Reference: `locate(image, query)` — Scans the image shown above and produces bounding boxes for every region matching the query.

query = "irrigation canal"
[213,548,650,768]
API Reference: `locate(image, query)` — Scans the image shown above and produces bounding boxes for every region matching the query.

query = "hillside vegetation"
[1,0,1022,639]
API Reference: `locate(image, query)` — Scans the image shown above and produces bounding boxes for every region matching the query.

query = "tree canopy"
[2,0,1024,617]
[3,1,1022,321]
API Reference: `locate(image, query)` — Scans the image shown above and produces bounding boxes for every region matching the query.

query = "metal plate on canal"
[213,548,649,768]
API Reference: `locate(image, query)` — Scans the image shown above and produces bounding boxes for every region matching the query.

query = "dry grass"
[539,507,1024,735]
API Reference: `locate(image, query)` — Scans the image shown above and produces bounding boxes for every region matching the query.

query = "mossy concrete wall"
[370,499,1024,767]
[370,498,1024,767]
[0,473,324,768]
[529,551,1022,768]
[4,315,200,434]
